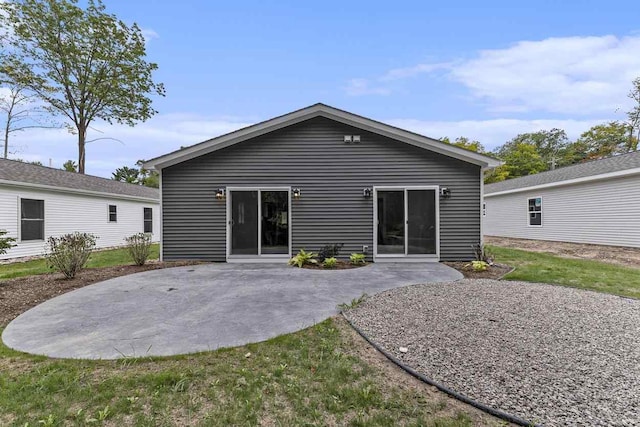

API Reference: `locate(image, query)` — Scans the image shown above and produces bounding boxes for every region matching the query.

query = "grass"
[0,244,160,280]
[0,319,484,427]
[489,245,640,299]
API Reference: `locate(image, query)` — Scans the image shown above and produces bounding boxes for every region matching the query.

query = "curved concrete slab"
[2,263,462,359]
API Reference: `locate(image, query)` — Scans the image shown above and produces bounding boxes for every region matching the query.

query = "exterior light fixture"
[292,188,301,199]
[353,135,361,143]
[343,135,352,143]
[363,187,372,198]
[215,188,226,200]
[440,187,451,199]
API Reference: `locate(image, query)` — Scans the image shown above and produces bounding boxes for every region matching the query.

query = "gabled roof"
[0,158,159,201]
[144,103,501,170]
[485,150,640,196]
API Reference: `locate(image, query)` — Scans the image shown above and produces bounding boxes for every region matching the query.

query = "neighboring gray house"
[0,159,160,260]
[484,151,640,248]
[144,103,500,262]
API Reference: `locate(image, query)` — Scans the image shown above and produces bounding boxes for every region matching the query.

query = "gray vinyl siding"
[484,174,640,248]
[162,117,481,261]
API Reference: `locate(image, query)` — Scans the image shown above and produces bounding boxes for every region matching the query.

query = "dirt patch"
[443,262,513,279]
[0,261,202,327]
[302,260,367,270]
[486,236,640,269]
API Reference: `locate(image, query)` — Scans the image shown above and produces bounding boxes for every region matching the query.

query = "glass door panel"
[407,189,437,254]
[377,190,405,254]
[230,191,258,255]
[261,191,289,254]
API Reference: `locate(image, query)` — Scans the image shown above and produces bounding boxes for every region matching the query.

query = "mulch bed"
[302,260,368,270]
[0,261,201,327]
[443,262,513,279]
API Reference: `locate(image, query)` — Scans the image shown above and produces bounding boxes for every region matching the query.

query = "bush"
[125,233,153,266]
[0,229,16,255]
[46,232,97,279]
[470,260,489,271]
[323,257,337,268]
[318,243,343,262]
[349,253,366,265]
[288,249,317,268]
[472,243,494,264]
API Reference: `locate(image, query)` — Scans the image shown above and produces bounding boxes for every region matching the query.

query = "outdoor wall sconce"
[440,187,452,199]
[363,187,372,198]
[215,188,226,200]
[292,188,301,199]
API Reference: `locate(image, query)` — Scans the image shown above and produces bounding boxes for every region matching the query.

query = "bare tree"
[0,83,57,158]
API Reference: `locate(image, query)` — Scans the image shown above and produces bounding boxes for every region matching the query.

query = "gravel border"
[344,279,640,427]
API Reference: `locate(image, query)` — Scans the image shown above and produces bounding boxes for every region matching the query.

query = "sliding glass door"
[229,189,290,257]
[376,188,438,257]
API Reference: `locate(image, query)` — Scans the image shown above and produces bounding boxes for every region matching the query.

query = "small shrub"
[288,249,317,268]
[125,232,153,266]
[0,229,16,255]
[349,253,366,265]
[471,243,494,264]
[468,260,489,272]
[323,257,338,268]
[318,243,343,262]
[46,232,97,279]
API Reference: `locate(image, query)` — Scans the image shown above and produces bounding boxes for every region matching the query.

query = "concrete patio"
[2,262,461,359]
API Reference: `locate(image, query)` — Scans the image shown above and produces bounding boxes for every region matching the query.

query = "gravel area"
[344,279,640,426]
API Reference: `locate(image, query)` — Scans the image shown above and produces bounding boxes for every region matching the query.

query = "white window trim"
[18,197,46,242]
[527,196,543,228]
[108,204,118,223]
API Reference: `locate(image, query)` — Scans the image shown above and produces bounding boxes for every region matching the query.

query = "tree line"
[445,78,640,184]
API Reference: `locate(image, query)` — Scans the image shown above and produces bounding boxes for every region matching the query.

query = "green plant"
[322,257,337,268]
[0,229,16,255]
[46,232,97,279]
[318,243,343,262]
[469,260,489,272]
[338,293,368,310]
[288,249,317,268]
[124,232,152,266]
[349,253,366,265]
[471,243,494,264]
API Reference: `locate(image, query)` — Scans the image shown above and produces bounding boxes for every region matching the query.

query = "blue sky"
[7,0,640,176]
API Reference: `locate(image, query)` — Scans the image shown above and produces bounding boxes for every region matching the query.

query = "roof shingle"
[0,158,159,200]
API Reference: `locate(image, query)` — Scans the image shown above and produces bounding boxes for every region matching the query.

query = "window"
[21,198,44,241]
[108,204,117,222]
[144,207,153,233]
[528,197,542,226]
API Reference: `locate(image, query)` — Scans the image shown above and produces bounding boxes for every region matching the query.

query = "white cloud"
[140,28,159,44]
[345,34,640,115]
[7,113,252,177]
[387,117,609,150]
[450,35,640,115]
[344,78,391,96]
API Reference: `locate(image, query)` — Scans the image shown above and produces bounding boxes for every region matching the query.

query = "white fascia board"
[484,167,640,197]
[0,179,159,203]
[144,104,502,170]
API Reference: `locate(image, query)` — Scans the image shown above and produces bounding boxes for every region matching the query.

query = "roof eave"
[144,104,501,170]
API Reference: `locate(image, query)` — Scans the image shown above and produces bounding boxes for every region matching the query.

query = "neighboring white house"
[484,151,640,248]
[0,158,160,260]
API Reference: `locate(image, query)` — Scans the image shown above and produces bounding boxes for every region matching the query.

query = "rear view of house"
[484,151,640,248]
[145,103,500,262]
[0,159,160,259]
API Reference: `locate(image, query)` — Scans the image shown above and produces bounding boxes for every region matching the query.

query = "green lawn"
[489,245,640,299]
[0,244,160,280]
[0,319,487,427]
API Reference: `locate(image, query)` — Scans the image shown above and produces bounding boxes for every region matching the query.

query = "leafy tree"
[496,142,546,179]
[62,159,77,172]
[483,165,510,184]
[135,159,159,188]
[442,136,486,153]
[0,0,165,174]
[112,166,139,184]
[628,77,640,142]
[497,129,570,170]
[576,121,638,160]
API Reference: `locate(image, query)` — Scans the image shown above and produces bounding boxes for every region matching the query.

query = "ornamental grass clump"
[125,233,153,266]
[46,232,97,279]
